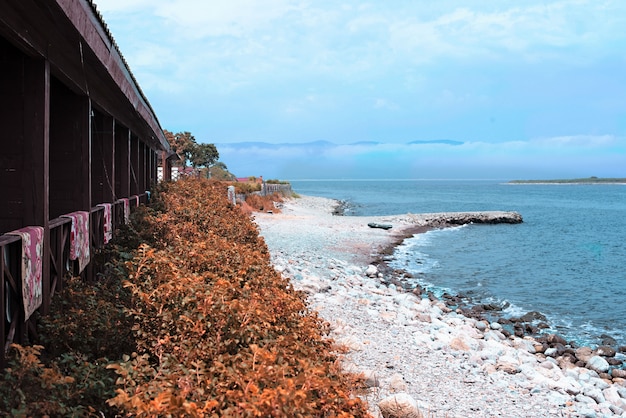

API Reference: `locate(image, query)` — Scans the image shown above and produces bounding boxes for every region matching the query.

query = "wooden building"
[0,0,171,365]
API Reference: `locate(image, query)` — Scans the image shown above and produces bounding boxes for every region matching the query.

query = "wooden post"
[138,141,146,193]
[130,134,139,196]
[23,58,51,314]
[91,109,115,205]
[115,124,130,199]
[162,151,171,182]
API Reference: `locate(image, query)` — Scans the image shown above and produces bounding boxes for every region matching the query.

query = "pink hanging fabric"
[61,211,90,273]
[131,195,139,208]
[7,226,44,320]
[97,203,113,244]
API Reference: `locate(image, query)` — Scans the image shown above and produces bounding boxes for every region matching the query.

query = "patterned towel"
[61,211,90,273]
[121,198,130,224]
[7,226,44,320]
[97,203,113,244]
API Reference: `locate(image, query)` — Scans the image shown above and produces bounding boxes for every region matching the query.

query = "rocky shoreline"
[254,195,626,417]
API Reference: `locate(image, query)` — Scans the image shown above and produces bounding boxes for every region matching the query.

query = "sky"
[95,0,625,179]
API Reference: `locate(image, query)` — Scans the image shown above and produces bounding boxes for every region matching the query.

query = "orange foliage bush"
[108,178,369,417]
[244,193,283,213]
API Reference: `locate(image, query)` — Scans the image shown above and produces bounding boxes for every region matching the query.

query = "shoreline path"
[253,195,626,418]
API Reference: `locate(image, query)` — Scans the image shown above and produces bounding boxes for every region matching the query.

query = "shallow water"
[290,179,626,348]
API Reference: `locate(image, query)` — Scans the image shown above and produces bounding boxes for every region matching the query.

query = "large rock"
[596,345,616,357]
[520,311,547,322]
[587,355,610,373]
[575,346,594,363]
[365,264,378,277]
[603,387,626,409]
[546,333,568,346]
[378,393,424,418]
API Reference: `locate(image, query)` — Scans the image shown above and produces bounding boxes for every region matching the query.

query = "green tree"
[189,143,219,169]
[209,162,236,181]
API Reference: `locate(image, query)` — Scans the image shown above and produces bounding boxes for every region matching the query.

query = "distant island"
[509,176,626,184]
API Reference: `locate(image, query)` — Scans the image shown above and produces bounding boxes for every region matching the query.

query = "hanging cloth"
[97,203,113,244]
[120,198,130,224]
[6,226,44,320]
[61,211,90,274]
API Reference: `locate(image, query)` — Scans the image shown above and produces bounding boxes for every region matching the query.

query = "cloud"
[217,136,625,180]
[153,0,298,38]
[95,1,626,151]
[531,135,620,147]
[387,1,626,63]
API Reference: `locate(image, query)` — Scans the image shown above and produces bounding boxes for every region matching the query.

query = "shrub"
[233,181,262,194]
[245,193,283,213]
[0,177,369,417]
[107,177,369,416]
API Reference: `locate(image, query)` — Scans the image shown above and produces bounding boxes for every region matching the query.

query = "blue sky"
[96,0,625,179]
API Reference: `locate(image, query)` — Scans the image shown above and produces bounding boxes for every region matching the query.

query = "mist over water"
[290,180,626,348]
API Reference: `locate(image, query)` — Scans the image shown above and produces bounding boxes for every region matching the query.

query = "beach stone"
[489,321,502,331]
[600,334,617,346]
[546,334,568,346]
[365,265,378,277]
[611,369,626,379]
[520,311,547,322]
[361,370,380,388]
[603,387,626,408]
[389,373,408,392]
[496,357,520,374]
[584,387,606,404]
[545,347,558,357]
[575,406,598,418]
[512,338,536,354]
[378,393,423,418]
[556,354,578,370]
[474,320,487,331]
[575,393,597,405]
[483,330,506,342]
[596,345,617,357]
[607,357,623,366]
[576,347,594,363]
[587,356,610,373]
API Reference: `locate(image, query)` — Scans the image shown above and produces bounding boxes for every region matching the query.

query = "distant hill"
[218,140,464,150]
[509,177,626,184]
[217,140,335,150]
[407,140,464,146]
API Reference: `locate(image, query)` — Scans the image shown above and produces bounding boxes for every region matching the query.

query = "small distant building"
[236,176,264,184]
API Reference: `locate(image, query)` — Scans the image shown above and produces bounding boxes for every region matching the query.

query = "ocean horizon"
[289,179,626,349]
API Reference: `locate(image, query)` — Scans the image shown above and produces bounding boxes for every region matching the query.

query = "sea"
[289,179,626,349]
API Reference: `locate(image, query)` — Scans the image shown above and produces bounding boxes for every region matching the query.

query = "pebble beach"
[254,195,626,418]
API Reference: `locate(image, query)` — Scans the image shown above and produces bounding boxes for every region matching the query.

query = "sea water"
[290,180,626,348]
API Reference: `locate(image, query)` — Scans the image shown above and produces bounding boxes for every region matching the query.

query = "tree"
[164,130,197,167]
[209,162,236,181]
[214,161,228,170]
[190,143,219,169]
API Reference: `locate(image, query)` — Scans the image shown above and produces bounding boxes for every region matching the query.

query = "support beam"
[22,58,51,314]
[91,109,115,204]
[130,134,139,196]
[115,124,130,199]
